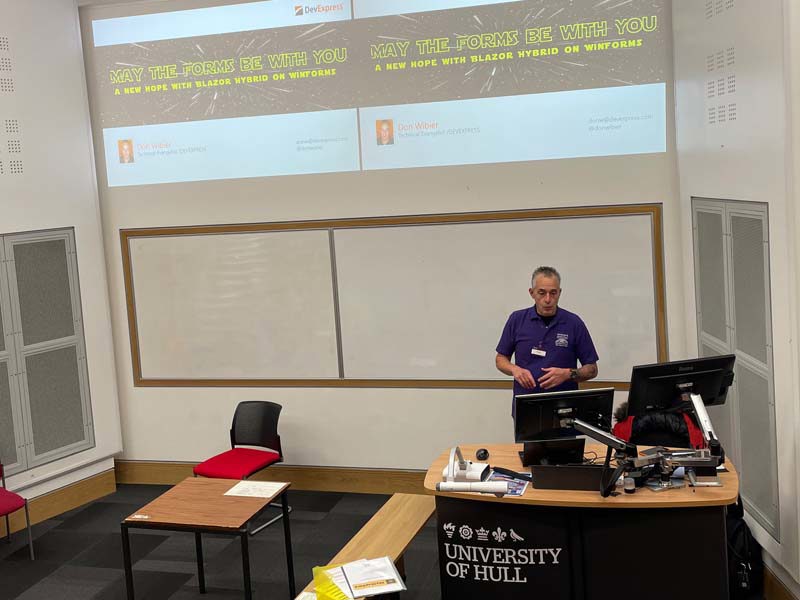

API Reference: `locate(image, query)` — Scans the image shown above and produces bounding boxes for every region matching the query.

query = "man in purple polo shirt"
[496,266,599,415]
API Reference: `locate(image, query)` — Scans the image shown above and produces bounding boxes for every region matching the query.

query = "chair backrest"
[230,401,283,456]
[629,411,691,448]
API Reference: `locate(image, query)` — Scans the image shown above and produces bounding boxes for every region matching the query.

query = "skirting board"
[0,469,116,536]
[115,460,429,495]
[767,568,798,600]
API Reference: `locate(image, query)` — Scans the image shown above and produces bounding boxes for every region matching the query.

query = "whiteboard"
[130,230,339,379]
[126,211,660,384]
[334,215,658,382]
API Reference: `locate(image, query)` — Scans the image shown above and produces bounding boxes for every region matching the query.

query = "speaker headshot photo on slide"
[118,139,135,164]
[376,119,394,145]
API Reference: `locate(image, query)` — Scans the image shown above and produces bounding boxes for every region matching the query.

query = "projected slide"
[89,0,668,187]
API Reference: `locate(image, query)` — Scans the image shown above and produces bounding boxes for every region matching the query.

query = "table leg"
[396,554,406,580]
[195,532,206,594]
[121,523,134,599]
[384,554,405,600]
[241,530,252,600]
[281,492,296,599]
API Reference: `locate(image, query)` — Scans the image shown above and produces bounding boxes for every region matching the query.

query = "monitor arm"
[571,418,638,497]
[572,418,723,494]
[687,392,718,445]
[572,418,637,457]
[683,391,726,484]
[676,389,725,467]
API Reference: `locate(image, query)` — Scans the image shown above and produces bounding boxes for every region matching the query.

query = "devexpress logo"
[294,3,344,16]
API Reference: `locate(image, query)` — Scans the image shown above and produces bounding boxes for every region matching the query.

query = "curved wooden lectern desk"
[424,443,739,600]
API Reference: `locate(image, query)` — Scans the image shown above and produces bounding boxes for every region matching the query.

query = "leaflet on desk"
[224,480,287,498]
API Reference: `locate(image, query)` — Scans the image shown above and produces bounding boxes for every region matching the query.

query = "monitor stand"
[519,438,586,467]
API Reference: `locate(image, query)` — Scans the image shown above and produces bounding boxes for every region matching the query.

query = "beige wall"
[0,0,121,497]
[79,1,685,471]
[673,0,800,587]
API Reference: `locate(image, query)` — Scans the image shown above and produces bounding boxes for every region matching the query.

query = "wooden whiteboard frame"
[121,204,667,390]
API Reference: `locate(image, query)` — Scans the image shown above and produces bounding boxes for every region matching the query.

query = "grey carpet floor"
[0,484,441,599]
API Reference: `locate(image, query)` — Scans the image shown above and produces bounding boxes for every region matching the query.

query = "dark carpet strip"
[0,484,440,599]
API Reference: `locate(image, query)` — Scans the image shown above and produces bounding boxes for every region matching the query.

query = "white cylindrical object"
[441,464,485,481]
[435,481,508,494]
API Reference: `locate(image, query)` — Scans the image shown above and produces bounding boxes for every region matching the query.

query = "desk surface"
[424,443,739,509]
[124,477,289,531]
[299,493,435,597]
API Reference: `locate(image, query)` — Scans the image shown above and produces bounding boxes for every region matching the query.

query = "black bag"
[727,496,764,599]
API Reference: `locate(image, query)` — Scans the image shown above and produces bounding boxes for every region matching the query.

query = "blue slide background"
[360,84,666,171]
[104,109,360,187]
[103,83,664,186]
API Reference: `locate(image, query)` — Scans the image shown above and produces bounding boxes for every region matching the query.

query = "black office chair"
[193,401,291,534]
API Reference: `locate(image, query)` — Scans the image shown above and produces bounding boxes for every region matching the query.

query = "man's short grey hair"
[531,266,561,288]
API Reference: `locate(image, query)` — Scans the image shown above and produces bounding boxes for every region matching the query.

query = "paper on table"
[296,593,317,600]
[224,480,286,498]
[342,557,406,597]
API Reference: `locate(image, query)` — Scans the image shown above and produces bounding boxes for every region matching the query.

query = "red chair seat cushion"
[193,448,281,479]
[0,488,25,516]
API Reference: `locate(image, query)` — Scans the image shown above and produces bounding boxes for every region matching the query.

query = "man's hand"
[539,367,571,390]
[511,365,537,389]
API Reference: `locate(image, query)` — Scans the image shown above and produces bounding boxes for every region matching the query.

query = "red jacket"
[612,412,705,449]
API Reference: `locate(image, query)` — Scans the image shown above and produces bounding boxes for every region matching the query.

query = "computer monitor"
[626,354,735,417]
[514,387,615,465]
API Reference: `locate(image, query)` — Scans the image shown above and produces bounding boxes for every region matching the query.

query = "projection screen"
[83,0,669,187]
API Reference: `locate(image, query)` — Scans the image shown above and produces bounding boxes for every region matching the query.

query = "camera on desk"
[435,446,508,495]
[439,446,489,482]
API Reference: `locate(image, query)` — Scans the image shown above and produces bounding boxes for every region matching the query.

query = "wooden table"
[424,443,739,600]
[121,477,295,600]
[297,493,436,599]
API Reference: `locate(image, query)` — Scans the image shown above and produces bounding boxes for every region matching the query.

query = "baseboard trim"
[115,460,429,495]
[767,566,799,600]
[0,469,116,536]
